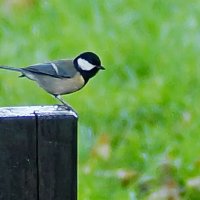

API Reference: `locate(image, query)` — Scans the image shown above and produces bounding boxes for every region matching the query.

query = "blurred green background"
[1,0,200,199]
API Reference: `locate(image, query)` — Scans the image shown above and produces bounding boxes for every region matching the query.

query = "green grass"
[1,0,200,199]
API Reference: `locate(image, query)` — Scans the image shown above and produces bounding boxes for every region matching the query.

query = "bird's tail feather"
[0,66,22,72]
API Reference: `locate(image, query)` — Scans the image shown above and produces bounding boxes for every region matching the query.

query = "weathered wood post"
[0,106,77,200]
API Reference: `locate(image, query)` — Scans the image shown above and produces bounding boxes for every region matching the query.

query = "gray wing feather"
[22,60,77,78]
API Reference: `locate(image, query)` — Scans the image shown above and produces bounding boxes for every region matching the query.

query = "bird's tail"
[0,66,22,72]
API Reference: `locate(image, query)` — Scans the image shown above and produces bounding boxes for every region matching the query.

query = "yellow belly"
[28,72,85,95]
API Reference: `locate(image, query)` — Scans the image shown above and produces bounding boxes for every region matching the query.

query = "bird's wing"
[22,59,77,78]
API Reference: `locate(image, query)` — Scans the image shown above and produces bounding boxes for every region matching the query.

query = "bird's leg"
[55,95,67,105]
[54,95,72,110]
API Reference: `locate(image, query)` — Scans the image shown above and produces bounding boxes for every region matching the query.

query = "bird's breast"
[33,72,85,95]
[58,72,86,95]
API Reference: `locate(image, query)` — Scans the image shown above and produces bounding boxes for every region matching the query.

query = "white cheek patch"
[77,58,95,71]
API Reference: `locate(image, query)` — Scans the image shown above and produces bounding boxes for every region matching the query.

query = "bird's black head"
[73,52,105,82]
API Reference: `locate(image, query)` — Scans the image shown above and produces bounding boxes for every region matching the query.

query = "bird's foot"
[55,104,72,111]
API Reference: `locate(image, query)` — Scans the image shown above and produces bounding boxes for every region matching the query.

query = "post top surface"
[0,106,78,118]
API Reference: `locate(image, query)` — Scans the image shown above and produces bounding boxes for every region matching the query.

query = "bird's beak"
[98,66,105,70]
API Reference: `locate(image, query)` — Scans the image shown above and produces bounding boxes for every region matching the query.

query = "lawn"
[1,0,200,199]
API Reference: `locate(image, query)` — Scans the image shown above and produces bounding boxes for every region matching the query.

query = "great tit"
[0,52,105,107]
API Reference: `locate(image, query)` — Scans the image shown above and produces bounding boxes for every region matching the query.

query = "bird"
[0,51,105,108]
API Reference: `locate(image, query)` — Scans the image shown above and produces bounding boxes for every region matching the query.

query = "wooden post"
[0,106,77,200]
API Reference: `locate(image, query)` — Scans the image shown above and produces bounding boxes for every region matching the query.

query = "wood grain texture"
[0,106,77,200]
[0,114,37,200]
[35,112,77,200]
